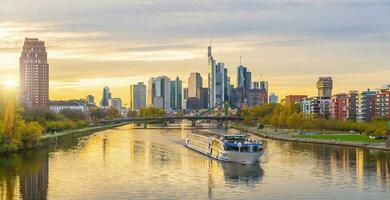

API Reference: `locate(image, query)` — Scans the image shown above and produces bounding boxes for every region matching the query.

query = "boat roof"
[190,131,248,138]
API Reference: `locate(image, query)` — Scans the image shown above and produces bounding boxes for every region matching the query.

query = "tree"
[138,107,165,118]
[60,109,86,120]
[127,110,138,118]
[106,107,120,119]
[90,108,107,120]
[17,122,43,149]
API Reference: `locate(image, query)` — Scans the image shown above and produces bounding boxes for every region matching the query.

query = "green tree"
[106,107,120,119]
[139,107,165,118]
[90,108,107,120]
[60,109,86,120]
[127,110,138,118]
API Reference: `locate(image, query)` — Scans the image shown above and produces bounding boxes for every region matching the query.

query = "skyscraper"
[148,76,171,110]
[100,86,111,107]
[260,81,268,94]
[188,72,202,98]
[19,38,49,108]
[130,82,146,110]
[208,42,225,108]
[170,76,182,110]
[109,98,122,112]
[237,65,251,101]
[317,77,333,97]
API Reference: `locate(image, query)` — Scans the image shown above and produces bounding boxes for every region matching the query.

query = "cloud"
[0,0,389,102]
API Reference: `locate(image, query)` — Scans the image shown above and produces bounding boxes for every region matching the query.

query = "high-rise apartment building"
[148,76,171,110]
[100,86,111,107]
[170,77,182,110]
[331,93,348,120]
[346,91,358,121]
[130,82,146,110]
[208,43,225,108]
[375,88,390,119]
[301,97,331,119]
[317,77,333,97]
[357,89,376,121]
[19,38,49,108]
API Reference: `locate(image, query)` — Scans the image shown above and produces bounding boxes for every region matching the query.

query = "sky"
[0,0,389,106]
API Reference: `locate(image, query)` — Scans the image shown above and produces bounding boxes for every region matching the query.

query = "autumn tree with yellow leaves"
[0,92,43,153]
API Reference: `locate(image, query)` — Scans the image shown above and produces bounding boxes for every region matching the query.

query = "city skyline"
[0,0,389,104]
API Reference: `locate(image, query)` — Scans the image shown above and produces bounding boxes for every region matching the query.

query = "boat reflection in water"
[220,162,264,184]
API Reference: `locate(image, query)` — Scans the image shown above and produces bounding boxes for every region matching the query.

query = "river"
[0,124,389,200]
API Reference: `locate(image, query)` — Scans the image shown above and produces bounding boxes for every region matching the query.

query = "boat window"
[240,146,248,152]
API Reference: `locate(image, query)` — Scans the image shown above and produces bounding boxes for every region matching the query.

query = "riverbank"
[39,122,129,146]
[231,123,390,152]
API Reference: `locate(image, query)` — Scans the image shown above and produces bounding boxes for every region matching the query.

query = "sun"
[1,79,17,89]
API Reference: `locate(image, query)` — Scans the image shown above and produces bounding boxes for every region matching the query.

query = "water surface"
[0,124,389,199]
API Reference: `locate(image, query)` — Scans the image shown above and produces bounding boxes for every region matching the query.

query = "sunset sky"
[0,0,389,105]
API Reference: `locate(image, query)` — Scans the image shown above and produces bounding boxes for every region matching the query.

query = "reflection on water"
[0,124,389,199]
[0,151,48,200]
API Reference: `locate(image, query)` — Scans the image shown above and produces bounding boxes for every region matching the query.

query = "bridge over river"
[99,116,243,127]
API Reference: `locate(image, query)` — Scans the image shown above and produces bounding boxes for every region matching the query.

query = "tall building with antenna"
[208,40,225,108]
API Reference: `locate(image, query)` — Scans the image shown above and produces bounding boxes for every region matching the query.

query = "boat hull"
[185,142,262,165]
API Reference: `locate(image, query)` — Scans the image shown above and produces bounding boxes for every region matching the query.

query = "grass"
[294,134,385,143]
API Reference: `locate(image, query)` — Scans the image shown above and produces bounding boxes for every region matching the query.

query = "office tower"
[208,43,225,108]
[317,77,333,97]
[224,68,231,102]
[199,88,209,109]
[148,76,171,110]
[109,98,122,112]
[269,93,278,103]
[86,95,95,105]
[248,88,268,107]
[19,38,49,108]
[188,72,202,98]
[252,82,259,89]
[237,65,247,88]
[183,88,188,110]
[130,82,146,110]
[170,76,182,110]
[100,86,111,107]
[260,81,269,94]
[237,65,251,100]
[147,77,155,106]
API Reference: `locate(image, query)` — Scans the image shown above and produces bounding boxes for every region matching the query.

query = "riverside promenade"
[39,122,128,146]
[232,124,390,152]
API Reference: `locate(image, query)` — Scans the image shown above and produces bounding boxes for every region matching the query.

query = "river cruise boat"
[185,131,263,164]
